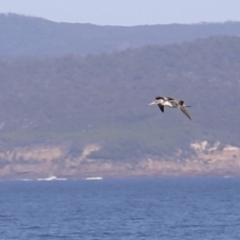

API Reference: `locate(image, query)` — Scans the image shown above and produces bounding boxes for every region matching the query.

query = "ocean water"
[0,178,239,240]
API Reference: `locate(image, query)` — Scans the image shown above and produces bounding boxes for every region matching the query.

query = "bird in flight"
[149,96,192,120]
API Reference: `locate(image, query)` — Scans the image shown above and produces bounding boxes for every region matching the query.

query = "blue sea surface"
[0,178,239,240]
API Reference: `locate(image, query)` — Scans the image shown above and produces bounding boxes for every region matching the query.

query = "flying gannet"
[149,96,192,120]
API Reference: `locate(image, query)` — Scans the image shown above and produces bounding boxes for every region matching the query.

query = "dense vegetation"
[0,35,240,160]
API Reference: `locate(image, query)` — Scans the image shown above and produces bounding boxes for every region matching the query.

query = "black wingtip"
[158,104,164,112]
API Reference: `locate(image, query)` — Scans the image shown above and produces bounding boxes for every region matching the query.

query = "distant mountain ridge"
[1,13,240,56]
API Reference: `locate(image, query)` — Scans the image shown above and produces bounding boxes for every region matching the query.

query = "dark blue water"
[0,178,239,240]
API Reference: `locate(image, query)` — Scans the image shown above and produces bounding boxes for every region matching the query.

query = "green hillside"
[0,36,240,159]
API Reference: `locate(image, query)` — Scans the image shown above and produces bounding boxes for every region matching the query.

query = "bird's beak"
[149,101,156,106]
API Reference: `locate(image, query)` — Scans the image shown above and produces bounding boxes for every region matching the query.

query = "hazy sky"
[1,0,240,26]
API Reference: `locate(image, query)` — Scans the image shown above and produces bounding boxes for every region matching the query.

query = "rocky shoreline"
[0,141,240,180]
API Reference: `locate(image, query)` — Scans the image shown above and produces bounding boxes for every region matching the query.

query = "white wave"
[37,176,67,181]
[84,177,103,180]
[21,178,34,181]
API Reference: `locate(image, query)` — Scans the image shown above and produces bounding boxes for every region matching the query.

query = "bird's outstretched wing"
[158,104,164,112]
[179,105,192,120]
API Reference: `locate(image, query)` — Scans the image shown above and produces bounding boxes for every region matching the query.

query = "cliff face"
[1,141,239,179]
